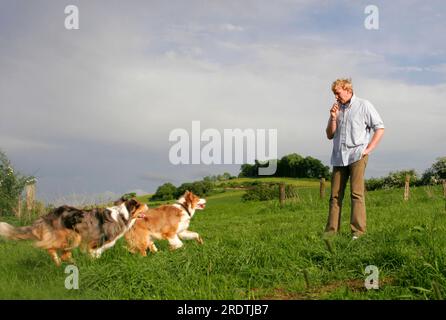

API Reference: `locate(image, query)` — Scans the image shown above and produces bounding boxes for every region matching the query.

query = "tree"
[121,192,137,200]
[219,172,233,181]
[382,169,419,188]
[300,156,330,179]
[239,163,256,177]
[279,153,304,177]
[175,181,213,198]
[203,176,215,182]
[242,153,330,179]
[0,150,35,216]
[421,157,446,184]
[175,182,194,198]
[151,182,177,201]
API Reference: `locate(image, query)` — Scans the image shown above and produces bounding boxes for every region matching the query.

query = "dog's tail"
[0,222,37,241]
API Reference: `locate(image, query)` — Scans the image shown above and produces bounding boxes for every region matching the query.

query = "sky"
[0,0,445,204]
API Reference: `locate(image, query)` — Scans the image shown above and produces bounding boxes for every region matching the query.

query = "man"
[325,78,385,239]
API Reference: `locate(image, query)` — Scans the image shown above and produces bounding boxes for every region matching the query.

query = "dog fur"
[125,191,206,256]
[0,198,147,266]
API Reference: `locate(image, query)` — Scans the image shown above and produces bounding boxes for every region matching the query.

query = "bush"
[151,177,218,203]
[222,181,239,188]
[365,169,420,191]
[150,182,177,201]
[203,172,236,182]
[421,157,446,185]
[242,184,299,202]
[239,153,330,179]
[175,180,214,198]
[382,170,419,189]
[0,150,35,216]
[365,178,385,191]
[366,158,446,190]
[121,192,136,200]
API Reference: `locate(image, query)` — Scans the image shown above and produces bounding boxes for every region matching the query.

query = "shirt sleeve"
[365,101,385,131]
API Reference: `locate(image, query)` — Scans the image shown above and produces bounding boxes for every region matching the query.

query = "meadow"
[0,178,445,300]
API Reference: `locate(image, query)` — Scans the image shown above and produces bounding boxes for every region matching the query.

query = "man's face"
[333,86,353,105]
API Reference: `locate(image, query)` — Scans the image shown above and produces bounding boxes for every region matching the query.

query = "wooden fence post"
[320,178,326,199]
[404,175,410,201]
[15,195,22,219]
[442,179,446,198]
[279,183,285,207]
[25,183,35,215]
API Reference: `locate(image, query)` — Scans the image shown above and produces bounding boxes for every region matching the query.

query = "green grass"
[0,180,445,300]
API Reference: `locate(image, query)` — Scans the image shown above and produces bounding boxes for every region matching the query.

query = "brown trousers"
[325,155,368,236]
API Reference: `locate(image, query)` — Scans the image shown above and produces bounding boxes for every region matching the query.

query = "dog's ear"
[125,199,139,212]
[186,190,196,203]
[113,197,126,206]
[181,190,187,198]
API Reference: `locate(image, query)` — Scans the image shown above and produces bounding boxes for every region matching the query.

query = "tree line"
[239,153,330,179]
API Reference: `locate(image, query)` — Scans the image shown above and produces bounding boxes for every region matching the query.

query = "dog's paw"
[139,250,148,257]
[62,257,75,264]
[124,245,137,254]
[89,250,102,259]
[169,244,183,251]
[148,243,158,253]
[197,236,204,245]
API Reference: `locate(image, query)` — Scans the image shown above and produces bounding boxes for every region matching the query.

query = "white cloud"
[220,23,244,32]
[0,136,57,152]
[427,63,446,73]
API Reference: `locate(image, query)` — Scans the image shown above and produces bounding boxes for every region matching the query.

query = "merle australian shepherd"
[0,198,147,266]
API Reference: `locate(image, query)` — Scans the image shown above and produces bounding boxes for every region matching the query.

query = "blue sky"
[0,0,445,204]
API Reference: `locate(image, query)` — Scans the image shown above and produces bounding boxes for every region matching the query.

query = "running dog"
[0,198,147,266]
[125,191,206,256]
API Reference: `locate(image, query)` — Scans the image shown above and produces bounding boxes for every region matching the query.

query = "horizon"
[5,151,441,206]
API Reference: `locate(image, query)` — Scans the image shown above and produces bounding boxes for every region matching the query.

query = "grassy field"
[0,178,445,300]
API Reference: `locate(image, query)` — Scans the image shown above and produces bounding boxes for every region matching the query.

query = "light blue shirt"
[330,94,385,166]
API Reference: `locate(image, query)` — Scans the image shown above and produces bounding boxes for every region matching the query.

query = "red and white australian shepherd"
[125,191,206,256]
